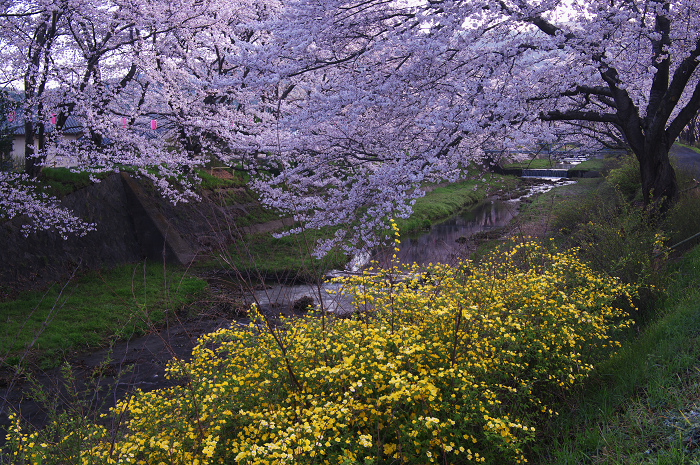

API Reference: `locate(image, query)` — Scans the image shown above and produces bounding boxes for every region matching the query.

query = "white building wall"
[11,133,81,168]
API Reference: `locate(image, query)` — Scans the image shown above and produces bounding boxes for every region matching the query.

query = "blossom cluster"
[0,172,96,239]
[3,238,636,464]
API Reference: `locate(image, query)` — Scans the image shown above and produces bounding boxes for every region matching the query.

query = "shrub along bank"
[4,235,637,464]
[491,152,700,463]
[533,241,700,464]
[523,155,700,464]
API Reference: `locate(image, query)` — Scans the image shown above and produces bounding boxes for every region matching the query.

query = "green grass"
[220,228,349,283]
[531,244,700,464]
[233,208,283,227]
[516,177,603,226]
[194,168,285,226]
[502,158,557,169]
[195,168,248,190]
[395,175,519,233]
[39,167,109,198]
[676,142,700,154]
[503,157,605,171]
[568,157,605,171]
[0,262,207,369]
[38,166,251,199]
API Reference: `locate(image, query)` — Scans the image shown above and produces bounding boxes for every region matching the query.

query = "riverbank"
[531,242,700,464]
[8,159,699,462]
[8,163,700,463]
[0,176,520,375]
[0,173,529,446]
[0,173,522,371]
[482,153,700,463]
[395,175,520,233]
[201,174,522,282]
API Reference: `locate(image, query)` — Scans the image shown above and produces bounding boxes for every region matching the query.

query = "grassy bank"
[568,157,605,172]
[676,142,700,154]
[502,157,605,172]
[39,168,109,198]
[498,152,700,463]
[502,158,558,169]
[533,244,700,464]
[0,263,206,370]
[515,177,604,229]
[219,228,349,283]
[395,175,519,233]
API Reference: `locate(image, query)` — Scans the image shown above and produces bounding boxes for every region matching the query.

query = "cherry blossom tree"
[3,0,700,254]
[0,0,281,236]
[247,0,700,254]
[1,0,108,235]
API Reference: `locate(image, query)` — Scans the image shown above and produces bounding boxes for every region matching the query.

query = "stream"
[246,199,517,315]
[247,177,574,315]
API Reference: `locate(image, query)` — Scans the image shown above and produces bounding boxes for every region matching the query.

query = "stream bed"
[247,177,574,315]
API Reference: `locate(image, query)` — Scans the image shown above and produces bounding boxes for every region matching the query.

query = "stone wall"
[1,173,141,289]
[0,173,223,291]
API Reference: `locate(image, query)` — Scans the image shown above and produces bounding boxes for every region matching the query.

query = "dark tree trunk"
[689,113,699,145]
[37,122,45,167]
[24,121,39,178]
[635,135,678,209]
[90,128,103,147]
[24,121,46,177]
[22,11,60,178]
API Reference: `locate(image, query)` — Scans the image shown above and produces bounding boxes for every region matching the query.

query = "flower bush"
[4,237,636,465]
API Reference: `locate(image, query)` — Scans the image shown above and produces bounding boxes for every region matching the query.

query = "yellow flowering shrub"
[4,239,636,465]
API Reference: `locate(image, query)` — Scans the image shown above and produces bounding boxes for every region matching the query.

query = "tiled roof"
[10,115,84,136]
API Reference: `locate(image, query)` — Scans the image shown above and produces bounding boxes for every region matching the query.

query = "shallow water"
[371,199,518,268]
[248,198,522,315]
[249,178,577,315]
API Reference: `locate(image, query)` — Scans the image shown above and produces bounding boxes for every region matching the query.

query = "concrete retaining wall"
[0,173,205,291]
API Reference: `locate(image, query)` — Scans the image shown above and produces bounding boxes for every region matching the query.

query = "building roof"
[11,115,84,136]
